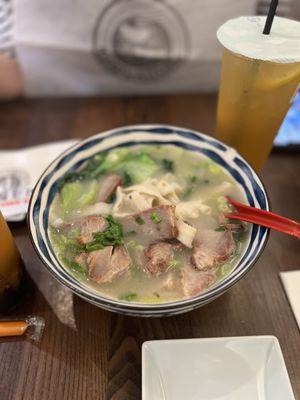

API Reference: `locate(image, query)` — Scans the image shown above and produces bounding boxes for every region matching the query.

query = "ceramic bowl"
[28,125,269,316]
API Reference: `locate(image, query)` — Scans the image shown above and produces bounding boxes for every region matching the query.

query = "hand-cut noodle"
[113,187,156,217]
[176,218,197,248]
[113,175,183,217]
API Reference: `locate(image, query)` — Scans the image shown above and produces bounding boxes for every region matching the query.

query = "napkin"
[280,271,300,330]
[0,140,78,221]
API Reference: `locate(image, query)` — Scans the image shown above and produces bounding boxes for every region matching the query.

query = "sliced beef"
[181,265,215,297]
[87,246,113,283]
[111,245,132,273]
[60,215,108,244]
[120,205,178,242]
[191,229,234,271]
[98,174,122,203]
[145,242,173,276]
[76,215,108,244]
[87,245,131,284]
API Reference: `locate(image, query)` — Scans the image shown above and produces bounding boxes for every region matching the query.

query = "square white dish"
[142,336,295,400]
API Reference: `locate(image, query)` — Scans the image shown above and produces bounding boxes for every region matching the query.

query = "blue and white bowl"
[28,125,270,317]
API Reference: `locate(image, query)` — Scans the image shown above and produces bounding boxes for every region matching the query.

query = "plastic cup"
[0,212,24,312]
[216,16,300,170]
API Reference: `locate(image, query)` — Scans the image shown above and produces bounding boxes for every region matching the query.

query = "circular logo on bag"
[92,0,190,81]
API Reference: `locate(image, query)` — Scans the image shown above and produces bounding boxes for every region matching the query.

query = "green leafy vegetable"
[61,180,98,212]
[123,171,133,187]
[92,148,128,174]
[85,215,124,252]
[120,152,159,183]
[150,212,162,224]
[59,153,106,188]
[52,215,125,256]
[61,257,86,275]
[59,149,159,192]
[61,182,81,211]
[119,293,137,302]
[162,159,174,172]
[93,150,159,183]
[135,215,145,225]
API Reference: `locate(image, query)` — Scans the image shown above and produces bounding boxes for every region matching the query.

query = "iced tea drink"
[216,49,300,170]
[0,212,23,312]
[216,16,300,170]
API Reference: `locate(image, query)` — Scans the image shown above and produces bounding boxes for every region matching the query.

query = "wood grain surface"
[0,95,299,400]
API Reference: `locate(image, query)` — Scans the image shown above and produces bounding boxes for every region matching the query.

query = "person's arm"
[0,0,23,99]
[0,53,23,99]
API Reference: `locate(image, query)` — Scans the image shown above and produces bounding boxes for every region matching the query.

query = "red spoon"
[225,197,300,239]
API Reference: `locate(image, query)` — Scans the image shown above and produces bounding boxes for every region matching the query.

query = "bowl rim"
[27,123,270,312]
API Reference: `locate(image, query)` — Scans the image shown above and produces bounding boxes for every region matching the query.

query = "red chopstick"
[225,197,300,239]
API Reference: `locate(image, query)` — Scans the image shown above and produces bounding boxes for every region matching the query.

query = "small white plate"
[142,336,295,400]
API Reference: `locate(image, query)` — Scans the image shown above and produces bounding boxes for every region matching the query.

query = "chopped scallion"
[150,212,162,224]
[119,293,137,302]
[135,215,145,225]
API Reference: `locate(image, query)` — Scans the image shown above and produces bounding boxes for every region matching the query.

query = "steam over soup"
[49,145,249,303]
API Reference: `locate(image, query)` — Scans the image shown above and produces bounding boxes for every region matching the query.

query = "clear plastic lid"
[217,16,300,63]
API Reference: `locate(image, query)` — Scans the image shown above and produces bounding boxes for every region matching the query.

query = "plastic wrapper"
[0,315,45,342]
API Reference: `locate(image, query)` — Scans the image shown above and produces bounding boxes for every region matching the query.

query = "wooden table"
[0,95,299,400]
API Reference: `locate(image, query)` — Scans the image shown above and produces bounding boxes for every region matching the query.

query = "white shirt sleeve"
[0,0,14,57]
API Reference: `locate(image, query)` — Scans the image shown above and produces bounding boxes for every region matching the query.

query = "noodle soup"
[49,145,249,303]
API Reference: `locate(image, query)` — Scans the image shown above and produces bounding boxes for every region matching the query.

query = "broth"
[49,145,249,303]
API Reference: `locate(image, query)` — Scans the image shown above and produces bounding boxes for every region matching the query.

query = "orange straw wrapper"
[0,321,29,337]
[0,316,44,341]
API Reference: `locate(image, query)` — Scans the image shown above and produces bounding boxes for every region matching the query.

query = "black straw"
[263,0,279,34]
